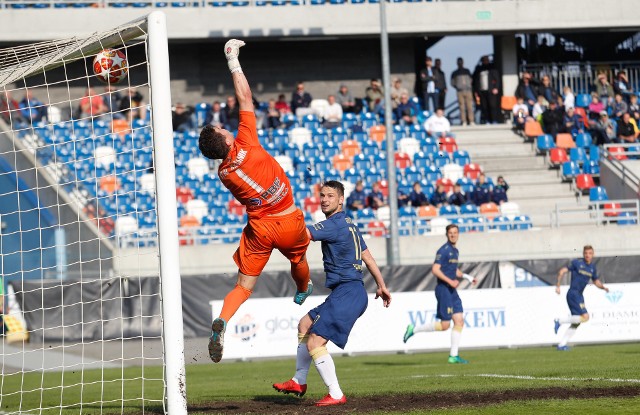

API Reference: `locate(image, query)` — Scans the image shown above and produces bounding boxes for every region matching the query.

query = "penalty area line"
[411,374,640,383]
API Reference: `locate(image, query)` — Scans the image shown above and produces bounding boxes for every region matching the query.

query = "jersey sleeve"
[567,259,578,272]
[308,220,336,242]
[235,111,259,147]
[434,246,447,266]
[591,266,599,281]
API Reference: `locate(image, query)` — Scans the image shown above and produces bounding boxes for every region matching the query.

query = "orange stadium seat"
[480,202,500,219]
[179,215,200,246]
[111,119,131,137]
[369,125,387,143]
[555,133,576,149]
[333,154,353,172]
[99,175,120,194]
[501,96,517,112]
[524,121,544,140]
[417,205,438,218]
[341,140,361,158]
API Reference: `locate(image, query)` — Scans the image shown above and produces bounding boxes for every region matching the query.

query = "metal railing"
[602,143,640,194]
[551,198,639,228]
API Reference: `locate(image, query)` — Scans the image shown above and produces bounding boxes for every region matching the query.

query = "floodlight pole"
[379,0,400,266]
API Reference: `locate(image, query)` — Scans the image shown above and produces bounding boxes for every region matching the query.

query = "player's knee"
[440,320,451,330]
[581,314,589,323]
[306,334,325,352]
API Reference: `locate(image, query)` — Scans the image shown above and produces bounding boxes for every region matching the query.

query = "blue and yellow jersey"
[568,258,599,294]
[434,242,459,285]
[308,211,368,289]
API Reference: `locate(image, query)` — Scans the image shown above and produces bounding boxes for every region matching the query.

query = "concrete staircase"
[451,124,577,227]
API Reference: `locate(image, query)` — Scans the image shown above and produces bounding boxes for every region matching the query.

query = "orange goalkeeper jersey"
[218,111,294,219]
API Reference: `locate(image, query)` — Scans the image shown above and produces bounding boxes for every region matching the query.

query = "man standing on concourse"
[199,39,313,363]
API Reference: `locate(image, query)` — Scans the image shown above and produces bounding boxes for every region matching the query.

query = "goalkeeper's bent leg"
[291,255,310,293]
[219,283,253,322]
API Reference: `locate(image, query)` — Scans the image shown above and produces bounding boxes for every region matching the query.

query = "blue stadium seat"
[344,167,361,183]
[322,141,341,158]
[492,216,512,231]
[423,165,442,183]
[360,112,378,130]
[282,113,298,129]
[588,145,600,162]
[361,140,379,158]
[284,142,301,159]
[460,203,478,215]
[352,131,368,144]
[397,179,412,195]
[404,166,422,183]
[589,186,608,202]
[456,177,474,194]
[302,114,320,130]
[453,150,471,167]
[569,148,587,165]
[439,205,459,217]
[432,151,450,168]
[575,133,592,148]
[342,113,358,130]
[302,142,321,159]
[420,137,439,155]
[294,155,312,172]
[363,168,383,186]
[313,155,332,174]
[513,215,533,230]
[536,134,556,155]
[330,127,348,143]
[618,211,637,226]
[353,153,371,170]
[312,127,329,143]
[398,206,416,217]
[323,168,342,182]
[194,102,211,127]
[561,161,580,181]
[398,219,413,236]
[373,153,387,171]
[575,94,591,108]
[304,168,320,185]
[583,160,600,175]
[264,142,279,157]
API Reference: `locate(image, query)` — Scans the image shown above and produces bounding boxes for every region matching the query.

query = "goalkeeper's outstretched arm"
[224,39,254,112]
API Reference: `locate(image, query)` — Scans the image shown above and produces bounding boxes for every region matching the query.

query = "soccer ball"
[92,48,128,84]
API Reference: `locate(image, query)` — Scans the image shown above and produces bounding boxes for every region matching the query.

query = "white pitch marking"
[411,373,640,383]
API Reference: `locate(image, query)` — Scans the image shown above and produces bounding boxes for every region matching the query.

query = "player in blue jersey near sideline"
[273,180,392,407]
[402,224,476,364]
[553,245,609,351]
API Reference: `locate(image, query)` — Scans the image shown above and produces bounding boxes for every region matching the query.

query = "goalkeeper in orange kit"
[199,39,312,363]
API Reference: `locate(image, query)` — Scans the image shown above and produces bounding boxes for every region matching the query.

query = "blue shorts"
[435,284,463,321]
[308,280,368,349]
[567,290,587,316]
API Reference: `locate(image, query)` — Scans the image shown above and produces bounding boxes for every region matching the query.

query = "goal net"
[0,12,186,415]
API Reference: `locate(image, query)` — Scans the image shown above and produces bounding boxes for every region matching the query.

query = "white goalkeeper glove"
[462,273,475,284]
[224,39,245,74]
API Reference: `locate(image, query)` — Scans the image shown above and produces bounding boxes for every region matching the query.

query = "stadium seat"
[492,216,512,231]
[343,167,361,183]
[575,133,593,149]
[442,163,463,182]
[556,133,576,150]
[575,174,596,194]
[194,102,211,127]
[438,205,458,217]
[500,95,517,113]
[452,150,471,167]
[575,94,591,108]
[589,186,608,202]
[432,151,450,168]
[617,211,637,225]
[430,217,450,235]
[362,113,379,131]
[294,155,313,172]
[439,141,458,153]
[301,114,320,130]
[99,175,120,194]
[583,160,600,176]
[310,99,329,119]
[375,206,391,223]
[394,152,412,170]
[398,206,416,218]
[187,157,209,180]
[536,134,556,155]
[94,146,117,167]
[463,163,482,180]
[513,215,533,230]
[549,148,569,168]
[423,165,441,183]
[186,199,208,222]
[420,137,438,155]
[398,137,421,159]
[369,125,386,143]
[360,140,379,158]
[290,127,312,149]
[479,202,500,219]
[341,113,358,130]
[460,203,478,215]
[372,153,387,171]
[416,205,437,218]
[341,140,361,159]
[524,121,544,141]
[397,179,412,196]
[330,127,348,144]
[367,220,386,237]
[608,146,628,160]
[561,161,581,181]
[569,147,588,165]
[303,196,321,213]
[281,113,298,129]
[499,201,520,219]
[404,166,422,183]
[302,142,322,159]
[322,141,341,159]
[333,154,353,172]
[603,202,621,218]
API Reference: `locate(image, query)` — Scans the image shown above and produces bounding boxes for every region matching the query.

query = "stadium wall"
[114,225,640,276]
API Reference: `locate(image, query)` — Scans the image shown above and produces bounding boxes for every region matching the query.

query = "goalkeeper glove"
[224,39,245,74]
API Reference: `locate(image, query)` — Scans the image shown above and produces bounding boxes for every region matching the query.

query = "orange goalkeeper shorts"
[233,208,310,277]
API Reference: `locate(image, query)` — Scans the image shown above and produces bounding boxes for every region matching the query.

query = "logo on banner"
[605,291,623,304]
[407,307,506,329]
[231,314,259,342]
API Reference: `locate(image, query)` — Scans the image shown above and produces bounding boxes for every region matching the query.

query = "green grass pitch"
[1,343,639,414]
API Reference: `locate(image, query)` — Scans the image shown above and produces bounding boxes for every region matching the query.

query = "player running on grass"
[402,224,476,364]
[553,245,608,351]
[199,39,312,363]
[273,180,391,407]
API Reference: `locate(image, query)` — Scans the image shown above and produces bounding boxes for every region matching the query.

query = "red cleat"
[315,394,347,406]
[272,379,307,397]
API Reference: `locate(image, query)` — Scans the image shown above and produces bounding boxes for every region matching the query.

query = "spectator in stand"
[224,95,240,131]
[541,100,564,137]
[171,102,195,132]
[587,93,605,121]
[390,78,409,110]
[473,55,502,124]
[322,95,343,129]
[613,71,634,102]
[19,89,46,124]
[563,106,583,135]
[424,108,451,137]
[118,87,145,122]
[430,184,448,208]
[419,56,438,113]
[562,86,575,110]
[629,95,640,122]
[291,81,313,117]
[275,93,292,115]
[590,111,616,145]
[434,58,447,110]
[397,188,410,208]
[617,112,637,143]
[336,84,357,114]
[346,180,367,211]
[394,93,419,126]
[448,183,469,207]
[514,72,538,112]
[450,57,475,126]
[205,101,227,128]
[104,85,124,120]
[532,95,548,121]
[366,182,387,210]
[594,73,614,108]
[472,173,492,206]
[539,75,558,105]
[492,176,509,205]
[0,91,24,124]
[512,97,529,131]
[611,93,628,119]
[81,87,108,119]
[365,79,384,115]
[262,99,282,130]
[409,181,429,207]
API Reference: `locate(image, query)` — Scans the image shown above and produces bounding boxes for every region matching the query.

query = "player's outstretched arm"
[594,279,609,293]
[224,39,254,112]
[555,266,568,295]
[362,249,391,307]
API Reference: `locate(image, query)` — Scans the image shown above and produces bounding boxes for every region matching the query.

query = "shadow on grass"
[252,395,306,405]
[362,361,418,366]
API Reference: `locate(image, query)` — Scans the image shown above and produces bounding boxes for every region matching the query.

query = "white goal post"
[0,11,187,415]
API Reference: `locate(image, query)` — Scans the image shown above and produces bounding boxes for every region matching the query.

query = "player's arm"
[307,222,335,243]
[555,266,568,294]
[362,249,391,307]
[224,39,254,112]
[432,263,458,288]
[593,278,609,292]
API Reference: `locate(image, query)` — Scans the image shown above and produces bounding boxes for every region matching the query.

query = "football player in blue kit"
[273,180,392,407]
[554,245,609,351]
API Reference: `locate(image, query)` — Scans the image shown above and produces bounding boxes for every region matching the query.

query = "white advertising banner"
[210,283,640,361]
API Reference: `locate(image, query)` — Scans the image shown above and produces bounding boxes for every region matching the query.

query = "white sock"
[292,336,312,385]
[311,346,343,399]
[450,326,463,356]
[414,321,444,334]
[558,315,583,325]
[559,324,579,347]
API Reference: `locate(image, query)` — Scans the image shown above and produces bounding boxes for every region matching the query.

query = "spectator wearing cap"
[394,93,420,126]
[594,72,614,108]
[365,79,384,115]
[590,111,616,145]
[346,180,367,211]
